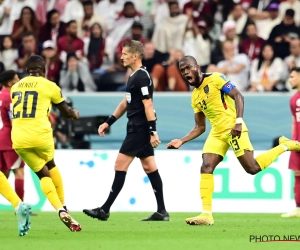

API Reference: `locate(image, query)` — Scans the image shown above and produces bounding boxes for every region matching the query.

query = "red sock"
[15,179,24,201]
[295,176,300,207]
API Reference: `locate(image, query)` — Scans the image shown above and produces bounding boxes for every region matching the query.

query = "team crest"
[204,85,209,94]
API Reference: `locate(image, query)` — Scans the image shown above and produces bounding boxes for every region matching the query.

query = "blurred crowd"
[0,0,300,92]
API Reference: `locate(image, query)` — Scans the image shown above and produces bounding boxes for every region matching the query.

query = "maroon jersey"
[0,88,13,150]
[290,92,300,141]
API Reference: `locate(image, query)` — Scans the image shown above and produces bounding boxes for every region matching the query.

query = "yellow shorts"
[203,130,254,158]
[15,144,55,172]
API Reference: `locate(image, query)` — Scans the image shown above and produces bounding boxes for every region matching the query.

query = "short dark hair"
[66,20,76,27]
[22,31,35,39]
[291,67,300,74]
[25,55,45,72]
[122,40,144,59]
[168,1,179,7]
[131,21,143,30]
[285,8,295,18]
[124,1,134,8]
[0,70,17,86]
[179,55,198,65]
[82,0,93,6]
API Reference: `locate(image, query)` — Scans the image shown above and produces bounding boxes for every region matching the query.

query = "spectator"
[57,20,85,63]
[77,0,106,39]
[150,0,172,25]
[35,0,69,25]
[11,6,41,47]
[248,0,278,20]
[42,40,63,84]
[284,38,300,71]
[87,23,106,71]
[256,3,282,40]
[59,52,96,92]
[39,9,66,44]
[249,43,286,92]
[268,8,300,59]
[183,20,212,72]
[211,0,234,26]
[239,22,265,63]
[16,32,43,72]
[227,3,252,39]
[142,41,164,74]
[0,0,37,37]
[208,40,250,91]
[279,0,300,27]
[97,0,124,32]
[152,1,188,54]
[165,49,189,91]
[115,21,146,57]
[0,35,18,71]
[210,20,240,65]
[106,1,153,60]
[182,0,212,25]
[62,0,85,23]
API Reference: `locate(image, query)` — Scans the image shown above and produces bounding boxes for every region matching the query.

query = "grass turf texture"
[0,212,300,250]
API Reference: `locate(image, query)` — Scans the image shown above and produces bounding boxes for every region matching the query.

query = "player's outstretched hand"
[72,109,79,120]
[167,139,183,149]
[150,133,161,148]
[230,124,242,139]
[98,123,109,137]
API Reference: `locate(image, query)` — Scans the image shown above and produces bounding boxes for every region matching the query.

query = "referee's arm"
[112,96,127,119]
[142,98,156,121]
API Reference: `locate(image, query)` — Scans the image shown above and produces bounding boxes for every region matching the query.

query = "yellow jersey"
[191,72,246,136]
[11,76,64,148]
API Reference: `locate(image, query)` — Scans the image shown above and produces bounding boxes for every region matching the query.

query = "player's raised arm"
[227,87,244,138]
[167,111,206,149]
[98,96,127,137]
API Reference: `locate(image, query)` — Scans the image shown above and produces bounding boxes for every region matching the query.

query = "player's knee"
[201,163,214,174]
[245,166,260,175]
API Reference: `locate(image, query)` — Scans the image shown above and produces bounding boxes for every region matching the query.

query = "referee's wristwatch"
[150,131,157,136]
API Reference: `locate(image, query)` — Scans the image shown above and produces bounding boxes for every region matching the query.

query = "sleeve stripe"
[139,68,152,86]
[53,100,65,106]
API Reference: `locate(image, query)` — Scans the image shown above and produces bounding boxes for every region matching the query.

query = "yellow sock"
[49,166,65,205]
[255,145,285,170]
[200,174,214,213]
[0,171,21,209]
[40,177,63,211]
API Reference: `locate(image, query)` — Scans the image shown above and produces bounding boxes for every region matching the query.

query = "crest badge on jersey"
[204,85,209,94]
[126,92,131,103]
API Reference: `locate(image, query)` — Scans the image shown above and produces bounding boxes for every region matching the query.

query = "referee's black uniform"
[120,66,154,158]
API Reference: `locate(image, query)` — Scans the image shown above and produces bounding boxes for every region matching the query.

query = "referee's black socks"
[147,170,167,214]
[101,171,127,214]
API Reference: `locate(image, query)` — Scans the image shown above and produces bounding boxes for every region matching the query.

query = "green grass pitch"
[1,212,300,250]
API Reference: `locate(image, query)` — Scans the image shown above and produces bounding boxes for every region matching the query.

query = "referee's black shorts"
[119,120,154,158]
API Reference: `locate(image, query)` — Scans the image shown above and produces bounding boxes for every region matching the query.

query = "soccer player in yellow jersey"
[167,56,300,226]
[10,55,81,232]
[0,170,31,236]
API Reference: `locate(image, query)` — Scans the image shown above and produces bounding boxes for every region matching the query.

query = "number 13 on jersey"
[12,91,38,118]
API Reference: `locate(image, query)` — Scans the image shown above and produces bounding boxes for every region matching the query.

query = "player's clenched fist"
[167,139,183,149]
[98,123,109,137]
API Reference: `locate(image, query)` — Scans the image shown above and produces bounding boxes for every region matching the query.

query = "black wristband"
[106,115,117,126]
[148,120,156,133]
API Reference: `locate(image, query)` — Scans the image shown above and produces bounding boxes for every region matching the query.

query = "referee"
[83,40,169,221]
